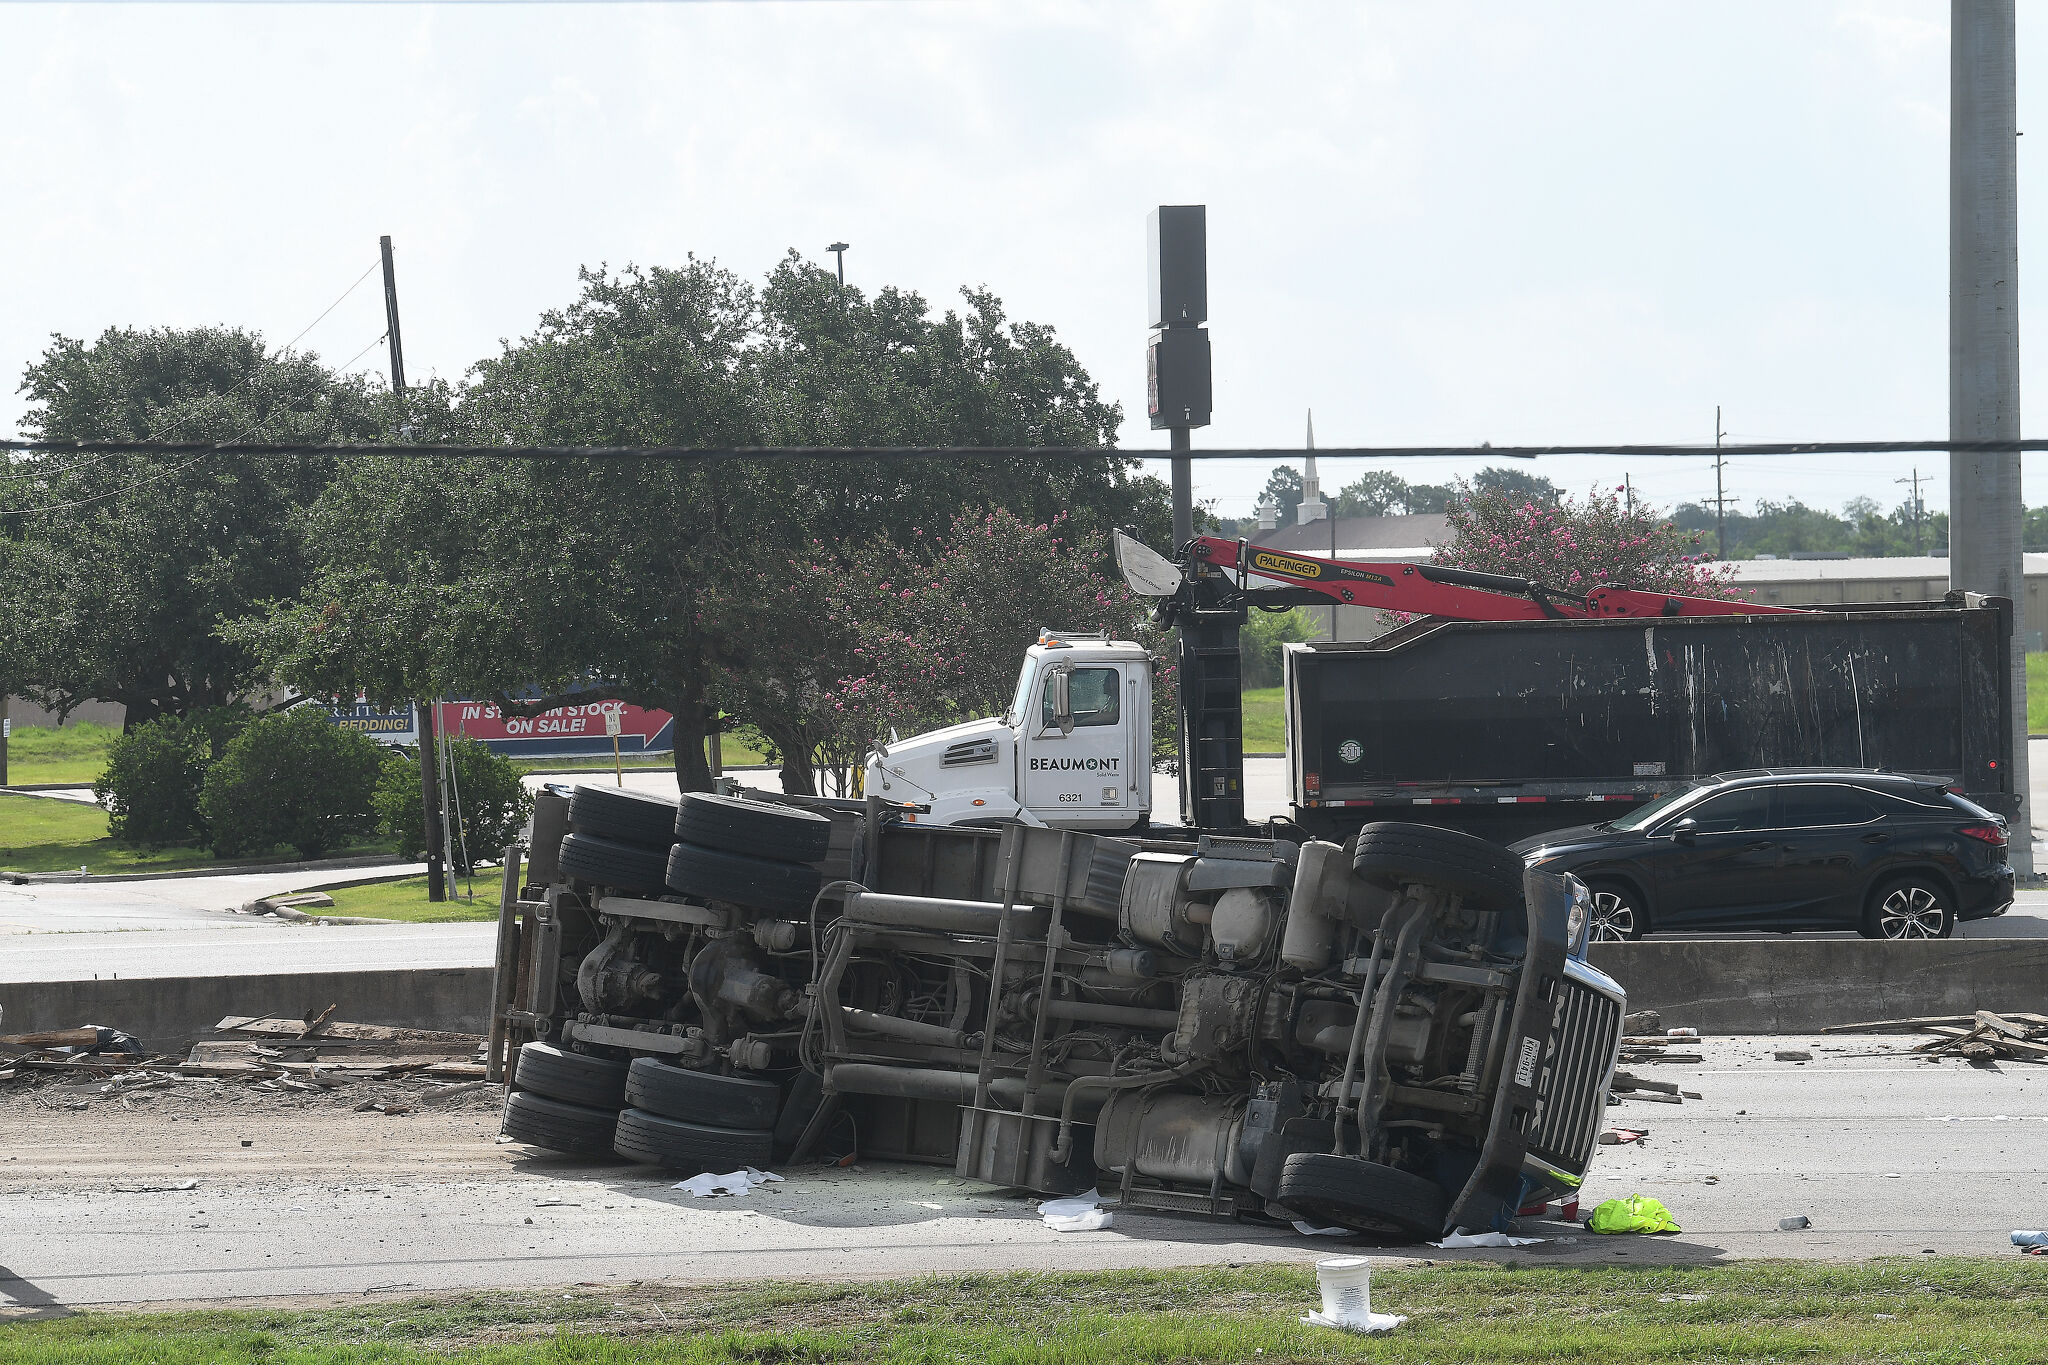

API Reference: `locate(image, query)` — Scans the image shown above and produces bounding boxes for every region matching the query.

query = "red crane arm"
[1187,536,1796,620]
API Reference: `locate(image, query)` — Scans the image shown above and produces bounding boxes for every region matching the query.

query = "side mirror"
[1670,817,1699,843]
[1051,670,1075,736]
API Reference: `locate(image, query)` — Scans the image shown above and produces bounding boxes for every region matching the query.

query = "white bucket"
[1314,1255,1374,1320]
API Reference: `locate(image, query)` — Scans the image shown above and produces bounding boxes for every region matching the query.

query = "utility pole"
[1950,0,2030,875]
[0,697,9,788]
[1895,469,1928,554]
[1623,473,1634,516]
[381,234,446,903]
[1712,406,1730,559]
[828,242,849,288]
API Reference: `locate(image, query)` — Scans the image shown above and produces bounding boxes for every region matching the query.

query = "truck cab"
[863,631,1152,830]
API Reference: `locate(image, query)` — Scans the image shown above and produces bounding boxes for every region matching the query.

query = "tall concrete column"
[1950,0,2032,873]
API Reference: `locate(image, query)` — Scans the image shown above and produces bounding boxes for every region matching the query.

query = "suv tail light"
[1959,823,2007,846]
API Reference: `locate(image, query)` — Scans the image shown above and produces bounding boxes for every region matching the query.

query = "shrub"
[93,709,247,848]
[1241,607,1319,690]
[373,737,533,873]
[198,707,384,860]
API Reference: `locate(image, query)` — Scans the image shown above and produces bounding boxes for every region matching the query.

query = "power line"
[277,259,381,359]
[5,438,2048,462]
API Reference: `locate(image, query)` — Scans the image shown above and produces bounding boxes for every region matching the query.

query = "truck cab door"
[1022,663,1133,825]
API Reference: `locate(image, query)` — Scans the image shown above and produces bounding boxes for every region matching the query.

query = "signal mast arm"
[1186,535,1794,621]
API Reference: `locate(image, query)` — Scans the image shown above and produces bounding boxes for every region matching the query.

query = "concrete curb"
[0,968,492,1052]
[1590,938,2048,1034]
[3,853,420,887]
[0,782,94,793]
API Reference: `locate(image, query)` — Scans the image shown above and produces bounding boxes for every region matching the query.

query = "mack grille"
[1525,976,1623,1174]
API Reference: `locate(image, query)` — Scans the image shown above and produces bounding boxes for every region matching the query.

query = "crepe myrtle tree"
[1432,483,1741,599]
[778,509,1176,795]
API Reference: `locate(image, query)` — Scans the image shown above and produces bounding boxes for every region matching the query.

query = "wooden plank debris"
[1829,1010,2048,1065]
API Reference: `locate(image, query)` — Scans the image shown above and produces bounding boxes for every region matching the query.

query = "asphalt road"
[2,1036,2040,1308]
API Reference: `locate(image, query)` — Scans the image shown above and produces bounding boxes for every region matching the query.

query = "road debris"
[674,1167,783,1198]
[1433,1230,1546,1248]
[1821,1012,2048,1065]
[1775,1050,1814,1062]
[1038,1191,1114,1231]
[1826,1015,2048,1064]
[1,1008,496,1116]
[1780,1215,1811,1231]
[1600,1127,1650,1145]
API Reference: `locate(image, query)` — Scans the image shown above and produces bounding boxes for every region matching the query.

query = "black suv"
[1510,769,2014,940]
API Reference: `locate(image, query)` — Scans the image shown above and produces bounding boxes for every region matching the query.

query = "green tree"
[373,738,532,872]
[1240,606,1318,689]
[1,327,379,727]
[1260,466,1304,525]
[1470,466,1562,503]
[197,707,384,860]
[236,255,1168,797]
[1333,470,1410,517]
[92,707,247,848]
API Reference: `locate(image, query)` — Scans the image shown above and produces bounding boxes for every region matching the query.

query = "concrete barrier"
[1589,939,2048,1034]
[11,939,2045,1052]
[0,968,492,1053]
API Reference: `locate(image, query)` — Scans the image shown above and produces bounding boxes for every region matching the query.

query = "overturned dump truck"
[489,782,1625,1238]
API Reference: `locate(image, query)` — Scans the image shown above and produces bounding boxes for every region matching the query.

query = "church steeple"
[1297,409,1326,524]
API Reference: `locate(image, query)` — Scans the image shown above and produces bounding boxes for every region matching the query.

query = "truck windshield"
[1604,787,1702,832]
[1004,658,1037,727]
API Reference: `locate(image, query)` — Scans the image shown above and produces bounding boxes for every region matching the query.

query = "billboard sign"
[321,701,418,746]
[435,697,673,758]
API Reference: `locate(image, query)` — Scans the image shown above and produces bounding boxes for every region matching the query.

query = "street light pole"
[828,242,849,287]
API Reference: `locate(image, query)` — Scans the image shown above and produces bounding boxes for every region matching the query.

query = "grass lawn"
[1243,686,1285,753]
[0,792,397,876]
[2,719,120,786]
[6,1260,2046,1363]
[321,872,501,923]
[2030,652,2047,733]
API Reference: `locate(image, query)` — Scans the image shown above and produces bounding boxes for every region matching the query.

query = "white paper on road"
[1433,1230,1547,1248]
[1292,1220,1351,1237]
[674,1167,783,1197]
[1039,1192,1114,1231]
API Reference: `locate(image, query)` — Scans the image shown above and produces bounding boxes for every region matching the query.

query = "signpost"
[606,706,624,785]
[433,698,672,759]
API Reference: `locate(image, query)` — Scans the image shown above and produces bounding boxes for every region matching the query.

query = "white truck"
[863,630,1156,831]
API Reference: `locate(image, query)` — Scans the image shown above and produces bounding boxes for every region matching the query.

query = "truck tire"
[676,793,832,864]
[514,1042,631,1109]
[624,1058,782,1128]
[500,1090,621,1158]
[665,840,822,916]
[559,833,671,895]
[612,1107,775,1172]
[1275,1153,1447,1240]
[1351,823,1526,913]
[568,785,681,851]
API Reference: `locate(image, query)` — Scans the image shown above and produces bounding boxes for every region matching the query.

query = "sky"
[3,0,2046,524]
